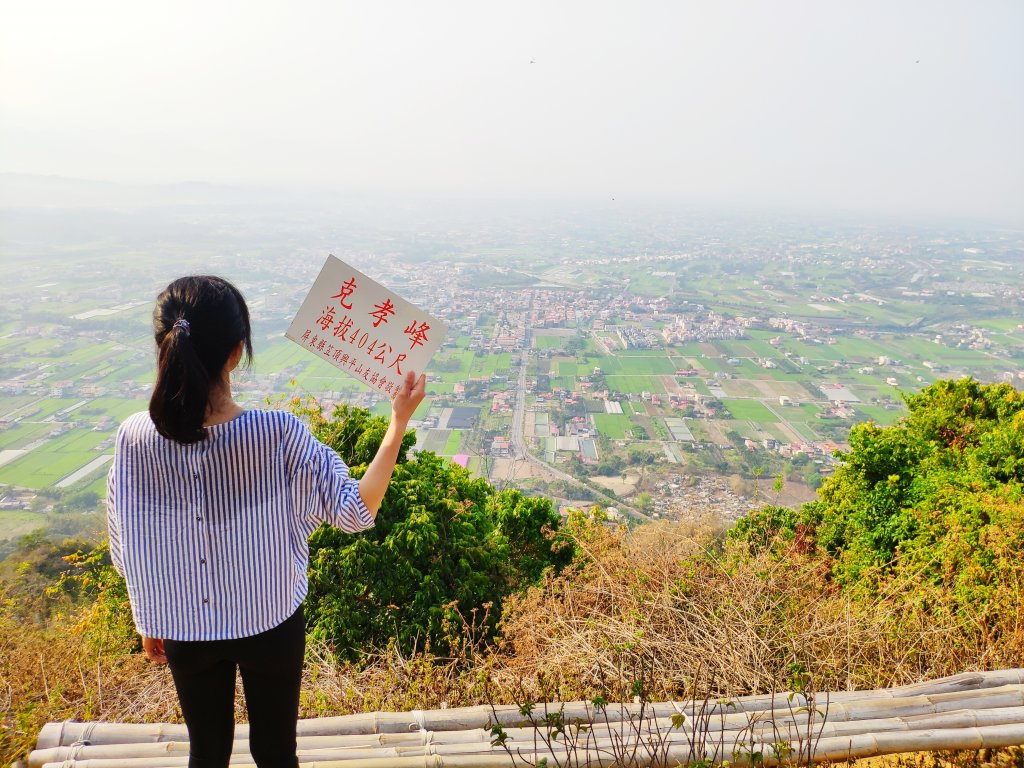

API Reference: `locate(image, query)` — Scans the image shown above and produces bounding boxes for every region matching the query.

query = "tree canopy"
[296,401,571,660]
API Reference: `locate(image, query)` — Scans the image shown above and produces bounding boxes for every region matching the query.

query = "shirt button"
[195,516,202,522]
[193,472,200,480]
[202,598,209,604]
[200,559,207,565]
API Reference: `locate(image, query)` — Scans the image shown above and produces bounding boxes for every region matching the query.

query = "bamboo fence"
[29,669,1024,768]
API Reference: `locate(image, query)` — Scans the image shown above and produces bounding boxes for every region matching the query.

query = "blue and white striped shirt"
[106,409,374,641]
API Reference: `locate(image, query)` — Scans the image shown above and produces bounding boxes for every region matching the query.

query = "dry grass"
[490,520,1022,699]
[0,613,180,765]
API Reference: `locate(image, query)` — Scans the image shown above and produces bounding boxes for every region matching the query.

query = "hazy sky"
[1,1,1022,221]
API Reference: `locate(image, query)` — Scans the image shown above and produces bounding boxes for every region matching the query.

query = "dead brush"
[0,610,179,767]
[490,517,1015,701]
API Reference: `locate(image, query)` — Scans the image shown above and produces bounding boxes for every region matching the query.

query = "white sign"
[286,255,448,398]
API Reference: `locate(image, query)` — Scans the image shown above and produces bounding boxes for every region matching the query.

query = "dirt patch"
[753,477,818,508]
[719,379,762,397]
[591,474,639,495]
[659,374,683,396]
[487,457,564,485]
[702,420,731,445]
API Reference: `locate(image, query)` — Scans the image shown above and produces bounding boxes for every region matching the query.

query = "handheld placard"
[286,255,448,397]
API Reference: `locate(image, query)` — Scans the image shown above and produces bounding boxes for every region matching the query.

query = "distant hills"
[0,173,290,210]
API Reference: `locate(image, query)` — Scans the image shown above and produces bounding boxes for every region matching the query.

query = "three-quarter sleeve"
[283,415,375,537]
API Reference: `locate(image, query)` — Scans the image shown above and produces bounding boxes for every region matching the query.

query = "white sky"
[1,1,1022,221]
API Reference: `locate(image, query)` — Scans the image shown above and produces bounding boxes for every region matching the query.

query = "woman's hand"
[391,370,426,424]
[142,636,168,664]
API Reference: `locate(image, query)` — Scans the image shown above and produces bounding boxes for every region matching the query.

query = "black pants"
[164,606,305,768]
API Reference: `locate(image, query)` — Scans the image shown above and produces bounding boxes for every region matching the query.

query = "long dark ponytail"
[149,276,252,444]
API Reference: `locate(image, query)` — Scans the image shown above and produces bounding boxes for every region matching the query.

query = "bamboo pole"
[37,683,1024,751]
[35,669,1024,749]
[33,714,1024,768]
[41,723,1024,768]
[31,670,1024,768]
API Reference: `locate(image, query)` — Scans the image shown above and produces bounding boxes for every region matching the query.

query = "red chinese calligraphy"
[403,320,430,349]
[333,315,354,339]
[369,298,396,328]
[330,277,358,310]
[388,353,407,375]
[316,306,336,331]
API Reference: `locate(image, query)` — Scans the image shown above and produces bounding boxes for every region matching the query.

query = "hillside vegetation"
[2,378,1023,766]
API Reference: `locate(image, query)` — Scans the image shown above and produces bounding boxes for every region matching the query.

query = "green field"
[0,422,56,451]
[723,399,778,422]
[557,360,578,376]
[605,375,665,394]
[443,431,462,454]
[0,428,110,489]
[854,404,906,426]
[535,335,566,349]
[592,413,631,439]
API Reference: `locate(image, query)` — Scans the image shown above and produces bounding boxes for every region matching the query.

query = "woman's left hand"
[391,371,426,424]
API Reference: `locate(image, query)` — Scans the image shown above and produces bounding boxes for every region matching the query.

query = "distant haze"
[1,1,1022,223]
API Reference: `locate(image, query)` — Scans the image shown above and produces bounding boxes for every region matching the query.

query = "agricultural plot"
[612,356,677,375]
[419,429,450,454]
[605,375,665,394]
[0,396,39,419]
[761,422,805,444]
[0,422,56,451]
[556,360,578,377]
[830,336,901,362]
[534,335,566,349]
[717,379,763,398]
[854,404,906,427]
[748,379,816,402]
[96,360,156,388]
[739,339,786,359]
[471,352,513,378]
[20,339,65,356]
[788,421,820,442]
[0,427,110,490]
[251,337,316,374]
[592,413,631,439]
[78,398,148,423]
[668,344,706,359]
[549,376,576,391]
[432,352,477,381]
[785,402,825,422]
[443,431,462,455]
[722,399,778,422]
[696,355,726,373]
[690,379,712,396]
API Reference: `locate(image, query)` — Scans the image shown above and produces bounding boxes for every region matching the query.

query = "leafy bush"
[728,377,1024,662]
[296,400,572,660]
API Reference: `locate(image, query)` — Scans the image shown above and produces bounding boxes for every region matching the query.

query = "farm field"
[592,413,631,439]
[722,400,778,422]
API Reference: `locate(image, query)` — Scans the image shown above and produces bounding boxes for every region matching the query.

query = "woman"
[107,275,425,768]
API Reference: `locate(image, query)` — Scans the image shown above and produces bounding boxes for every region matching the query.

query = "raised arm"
[358,370,427,514]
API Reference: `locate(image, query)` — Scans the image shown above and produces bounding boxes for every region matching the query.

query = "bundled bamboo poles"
[30,669,1024,768]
